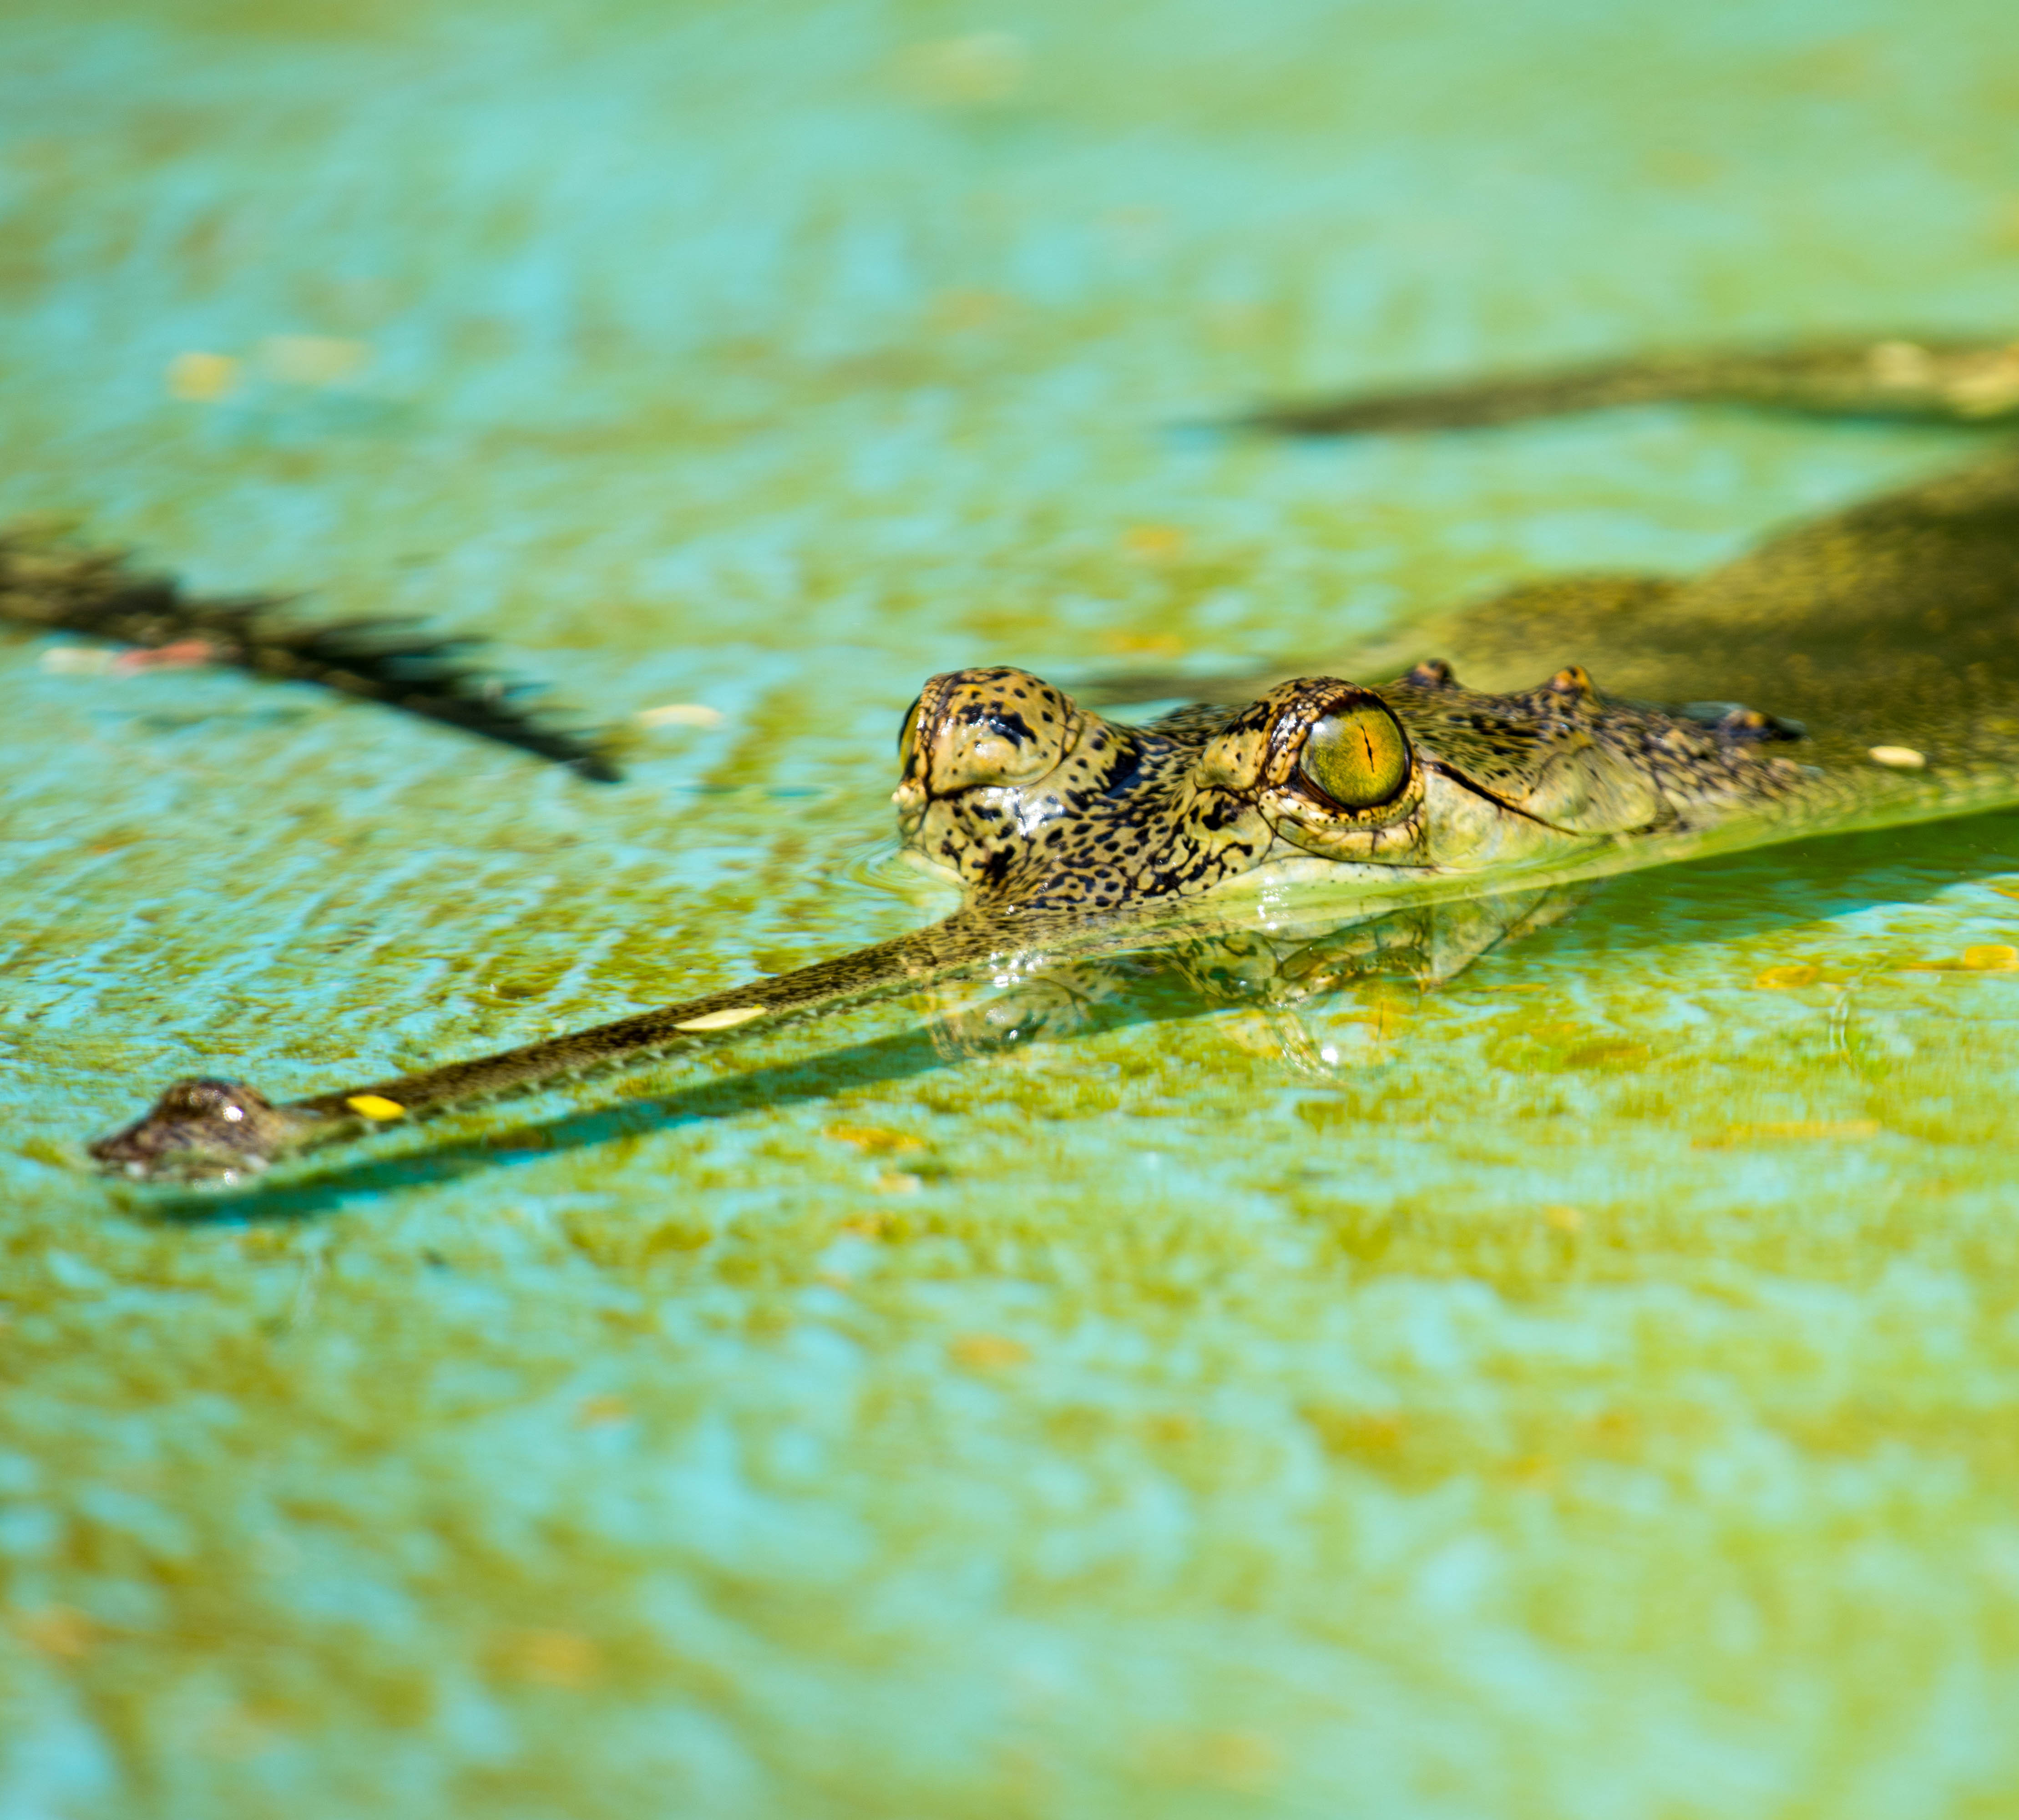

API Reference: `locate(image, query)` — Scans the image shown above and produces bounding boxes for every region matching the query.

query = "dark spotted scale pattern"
[897,662,1810,910]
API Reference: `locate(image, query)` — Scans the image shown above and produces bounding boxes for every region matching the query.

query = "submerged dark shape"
[1234,335,2019,435]
[87,333,2019,1184]
[0,530,620,780]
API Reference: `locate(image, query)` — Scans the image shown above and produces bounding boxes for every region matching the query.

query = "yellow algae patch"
[1754,964,1821,989]
[1303,1408,1407,1458]
[824,1122,925,1155]
[1948,345,2019,416]
[1868,744,1927,768]
[1695,1119,1881,1149]
[948,1333,1030,1370]
[1101,630,1188,658]
[345,1094,406,1121]
[1753,1119,1880,1139]
[1868,340,1936,387]
[1120,523,1188,563]
[1894,947,2019,971]
[166,351,239,401]
[1364,999,1413,1039]
[675,1005,766,1031]
[1133,1727,1278,1794]
[13,1605,96,1660]
[1219,1010,1289,1057]
[492,1629,601,1689]
[1559,1038,1648,1069]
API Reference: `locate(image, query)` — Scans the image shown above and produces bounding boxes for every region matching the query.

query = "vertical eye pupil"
[1299,703,1410,809]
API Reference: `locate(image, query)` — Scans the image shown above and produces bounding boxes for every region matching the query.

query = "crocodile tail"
[0,527,622,781]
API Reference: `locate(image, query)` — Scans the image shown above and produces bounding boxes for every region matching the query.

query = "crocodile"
[85,333,2019,1184]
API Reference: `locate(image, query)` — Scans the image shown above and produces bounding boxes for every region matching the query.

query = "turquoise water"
[7,1,2019,1813]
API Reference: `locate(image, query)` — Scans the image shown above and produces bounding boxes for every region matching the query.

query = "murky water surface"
[6,1,2019,1813]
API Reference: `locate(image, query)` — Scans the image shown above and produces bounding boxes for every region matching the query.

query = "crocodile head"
[893,660,1805,909]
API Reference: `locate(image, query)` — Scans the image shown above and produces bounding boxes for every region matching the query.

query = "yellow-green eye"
[1298,703,1410,810]
[897,697,922,765]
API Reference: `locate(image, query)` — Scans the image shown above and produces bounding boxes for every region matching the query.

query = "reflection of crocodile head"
[892,661,1806,911]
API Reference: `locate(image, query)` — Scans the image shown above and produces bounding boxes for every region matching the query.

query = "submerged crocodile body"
[0,535,621,780]
[83,334,2019,1184]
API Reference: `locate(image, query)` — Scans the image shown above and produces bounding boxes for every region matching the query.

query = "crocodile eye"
[1299,703,1410,810]
[897,696,922,765]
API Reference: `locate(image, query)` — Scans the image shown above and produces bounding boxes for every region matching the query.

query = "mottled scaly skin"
[896,663,1807,913]
[87,333,2019,1185]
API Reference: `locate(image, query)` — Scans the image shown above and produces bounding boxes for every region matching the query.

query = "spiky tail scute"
[0,530,621,781]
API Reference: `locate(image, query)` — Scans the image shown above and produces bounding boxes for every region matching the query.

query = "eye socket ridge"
[1295,698,1412,813]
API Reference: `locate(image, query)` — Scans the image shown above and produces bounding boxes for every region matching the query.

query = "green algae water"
[7,0,2019,1813]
